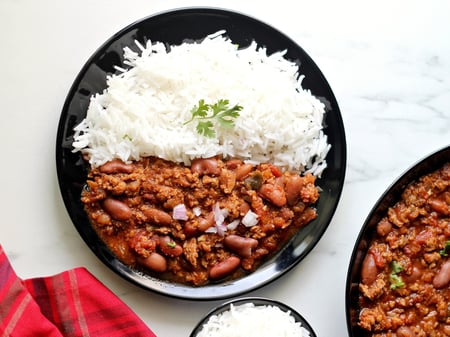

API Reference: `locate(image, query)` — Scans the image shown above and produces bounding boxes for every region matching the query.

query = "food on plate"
[82,156,319,285]
[194,302,310,337]
[73,31,329,285]
[358,163,450,336]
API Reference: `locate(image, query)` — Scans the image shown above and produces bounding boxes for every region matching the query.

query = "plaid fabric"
[0,246,157,337]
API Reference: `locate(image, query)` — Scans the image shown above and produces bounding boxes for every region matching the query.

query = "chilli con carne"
[358,163,450,336]
[81,156,319,285]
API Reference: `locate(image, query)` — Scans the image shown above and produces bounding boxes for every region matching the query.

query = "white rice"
[72,31,330,174]
[195,303,310,337]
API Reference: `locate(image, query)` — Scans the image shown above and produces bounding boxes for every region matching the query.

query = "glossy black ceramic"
[56,7,346,300]
[345,145,450,337]
[189,297,317,336]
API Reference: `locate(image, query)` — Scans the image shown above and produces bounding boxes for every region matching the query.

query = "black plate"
[345,145,450,336]
[56,7,346,300]
[189,297,317,337]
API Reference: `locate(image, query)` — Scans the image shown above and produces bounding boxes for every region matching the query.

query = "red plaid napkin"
[0,245,157,337]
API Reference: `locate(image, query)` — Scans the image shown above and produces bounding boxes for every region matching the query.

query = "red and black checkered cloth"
[0,245,157,336]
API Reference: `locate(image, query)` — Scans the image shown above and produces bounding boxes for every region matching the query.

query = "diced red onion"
[192,206,202,216]
[227,219,240,230]
[205,227,217,234]
[213,203,228,224]
[242,210,259,227]
[216,222,227,236]
[213,203,230,236]
[173,204,188,221]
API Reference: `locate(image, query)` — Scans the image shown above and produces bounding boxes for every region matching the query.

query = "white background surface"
[1,1,449,336]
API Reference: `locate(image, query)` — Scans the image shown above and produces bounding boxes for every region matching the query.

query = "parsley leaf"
[166,241,176,249]
[389,260,405,290]
[196,121,215,138]
[391,260,403,274]
[184,99,242,138]
[191,99,209,118]
[439,240,450,256]
[390,274,405,290]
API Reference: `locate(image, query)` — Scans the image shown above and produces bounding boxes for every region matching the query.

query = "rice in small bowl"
[190,297,316,337]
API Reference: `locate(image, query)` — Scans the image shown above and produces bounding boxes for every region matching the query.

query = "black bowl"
[189,297,317,337]
[345,145,450,336]
[56,7,346,300]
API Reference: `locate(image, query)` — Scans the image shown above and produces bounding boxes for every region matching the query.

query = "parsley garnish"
[390,274,405,290]
[389,260,405,290]
[166,241,176,249]
[184,99,242,138]
[391,260,403,274]
[439,240,450,256]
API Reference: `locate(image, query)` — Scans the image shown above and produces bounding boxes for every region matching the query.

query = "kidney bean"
[159,236,183,257]
[197,212,214,232]
[191,157,220,176]
[403,264,422,283]
[225,159,243,170]
[361,253,378,285]
[209,256,241,280]
[139,252,167,273]
[183,222,198,237]
[141,206,172,225]
[224,235,258,258]
[234,163,253,181]
[396,326,416,337]
[142,193,156,203]
[259,183,287,207]
[428,198,449,215]
[239,202,250,216]
[432,260,450,289]
[284,174,303,205]
[99,159,134,174]
[102,198,132,220]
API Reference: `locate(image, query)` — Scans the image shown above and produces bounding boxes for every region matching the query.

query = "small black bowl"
[345,145,450,337]
[190,297,317,337]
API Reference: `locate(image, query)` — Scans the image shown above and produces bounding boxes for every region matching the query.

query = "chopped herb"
[166,241,176,249]
[184,99,242,138]
[439,240,450,256]
[389,260,405,290]
[390,274,405,290]
[391,260,403,274]
[122,134,133,141]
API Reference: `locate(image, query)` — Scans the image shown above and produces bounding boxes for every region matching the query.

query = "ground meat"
[358,163,450,336]
[81,156,320,286]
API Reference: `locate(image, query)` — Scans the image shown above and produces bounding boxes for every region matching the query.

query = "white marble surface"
[1,0,449,336]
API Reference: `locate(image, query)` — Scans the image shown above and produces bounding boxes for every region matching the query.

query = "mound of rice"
[72,31,330,175]
[195,302,310,337]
